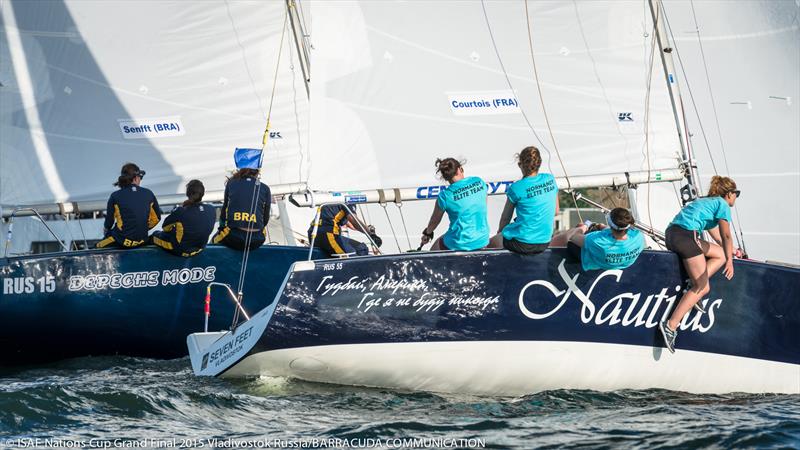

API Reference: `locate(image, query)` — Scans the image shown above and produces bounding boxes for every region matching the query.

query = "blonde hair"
[707,175,737,197]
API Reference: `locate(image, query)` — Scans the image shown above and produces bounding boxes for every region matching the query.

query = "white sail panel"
[0,0,308,206]
[306,0,682,191]
[660,0,800,264]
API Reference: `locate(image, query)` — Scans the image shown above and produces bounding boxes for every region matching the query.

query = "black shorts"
[665,224,704,259]
[567,241,582,262]
[212,227,265,251]
[503,238,549,255]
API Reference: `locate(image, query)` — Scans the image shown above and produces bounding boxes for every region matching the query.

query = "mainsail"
[300,0,798,263]
[300,0,685,249]
[0,0,308,206]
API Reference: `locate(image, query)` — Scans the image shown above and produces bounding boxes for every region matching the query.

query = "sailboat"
[188,0,799,395]
[0,0,320,364]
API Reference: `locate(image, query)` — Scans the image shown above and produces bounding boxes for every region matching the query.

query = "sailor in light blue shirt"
[670,196,732,232]
[660,176,741,354]
[565,207,644,271]
[581,227,645,271]
[490,146,558,255]
[421,158,489,251]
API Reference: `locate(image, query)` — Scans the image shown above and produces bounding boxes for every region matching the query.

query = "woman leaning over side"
[659,175,740,353]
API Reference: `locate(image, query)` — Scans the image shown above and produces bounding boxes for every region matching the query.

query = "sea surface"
[1,357,798,450]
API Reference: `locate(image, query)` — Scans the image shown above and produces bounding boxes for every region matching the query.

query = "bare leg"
[702,241,726,278]
[551,225,586,247]
[488,233,504,249]
[668,254,709,330]
[430,237,445,251]
[569,232,585,247]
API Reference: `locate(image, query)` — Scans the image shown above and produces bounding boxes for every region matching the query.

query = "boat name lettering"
[67,267,216,291]
[518,260,722,332]
[208,326,253,368]
[2,276,56,295]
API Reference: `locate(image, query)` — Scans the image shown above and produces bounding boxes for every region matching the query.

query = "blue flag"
[234,148,262,169]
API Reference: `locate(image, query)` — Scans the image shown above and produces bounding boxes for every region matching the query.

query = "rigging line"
[689,0,733,177]
[235,7,290,299]
[288,30,306,184]
[523,0,582,222]
[380,204,402,253]
[643,8,658,236]
[662,10,720,175]
[479,0,555,174]
[224,0,267,121]
[397,204,413,251]
[572,0,633,164]
[689,0,748,252]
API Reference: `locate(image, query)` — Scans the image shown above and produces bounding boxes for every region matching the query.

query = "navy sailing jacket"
[161,203,216,253]
[219,177,271,231]
[103,185,162,246]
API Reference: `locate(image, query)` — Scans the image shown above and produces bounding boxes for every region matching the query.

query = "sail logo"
[447,90,520,116]
[518,260,721,332]
[618,112,633,122]
[118,116,186,139]
[416,180,512,199]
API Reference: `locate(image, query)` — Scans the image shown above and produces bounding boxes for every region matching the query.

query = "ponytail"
[114,162,142,187]
[183,179,205,207]
[435,157,464,183]
[516,146,542,176]
[707,175,737,197]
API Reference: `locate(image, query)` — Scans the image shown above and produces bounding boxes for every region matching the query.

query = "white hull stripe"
[224,341,800,396]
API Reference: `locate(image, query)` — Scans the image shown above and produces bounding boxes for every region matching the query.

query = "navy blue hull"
[256,249,799,365]
[0,245,321,364]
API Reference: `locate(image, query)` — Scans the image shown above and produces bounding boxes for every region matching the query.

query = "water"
[1,357,798,449]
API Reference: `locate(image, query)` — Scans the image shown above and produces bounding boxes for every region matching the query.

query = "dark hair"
[114,162,141,187]
[517,146,542,176]
[609,207,635,232]
[183,179,205,206]
[227,168,260,184]
[435,157,464,183]
[708,175,737,197]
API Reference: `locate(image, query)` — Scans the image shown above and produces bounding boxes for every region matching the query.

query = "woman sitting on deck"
[96,163,161,249]
[659,176,739,353]
[151,180,216,257]
[488,146,558,255]
[211,166,271,252]
[563,207,645,271]
[420,158,489,251]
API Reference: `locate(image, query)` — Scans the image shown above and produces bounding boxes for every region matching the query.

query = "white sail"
[0,0,309,206]
[293,0,685,250]
[661,0,800,264]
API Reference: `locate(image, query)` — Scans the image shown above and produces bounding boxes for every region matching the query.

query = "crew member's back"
[97,163,161,249]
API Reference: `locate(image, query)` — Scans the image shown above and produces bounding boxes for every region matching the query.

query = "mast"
[648,0,701,203]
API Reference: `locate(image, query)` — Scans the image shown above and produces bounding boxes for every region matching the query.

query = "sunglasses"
[136,170,146,179]
[731,190,741,198]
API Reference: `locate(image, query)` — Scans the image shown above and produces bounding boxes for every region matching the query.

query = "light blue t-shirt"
[670,196,732,231]
[581,228,645,271]
[502,173,558,244]
[436,176,490,250]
